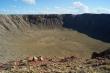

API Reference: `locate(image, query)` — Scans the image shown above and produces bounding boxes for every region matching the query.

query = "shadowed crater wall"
[63,14,110,43]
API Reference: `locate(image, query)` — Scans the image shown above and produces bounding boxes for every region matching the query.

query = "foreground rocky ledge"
[0,56,110,73]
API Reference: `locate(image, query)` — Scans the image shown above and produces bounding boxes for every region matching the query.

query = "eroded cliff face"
[0,15,29,32]
[23,15,63,29]
[0,15,64,34]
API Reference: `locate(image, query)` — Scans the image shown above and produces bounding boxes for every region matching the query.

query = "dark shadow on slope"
[91,48,110,59]
[63,14,110,43]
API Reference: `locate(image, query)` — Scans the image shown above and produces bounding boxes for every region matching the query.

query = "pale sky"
[0,0,110,14]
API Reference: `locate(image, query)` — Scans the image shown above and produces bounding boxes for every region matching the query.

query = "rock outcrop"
[92,48,110,59]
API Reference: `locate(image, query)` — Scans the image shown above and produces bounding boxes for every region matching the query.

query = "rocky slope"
[0,55,110,73]
[0,48,110,73]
